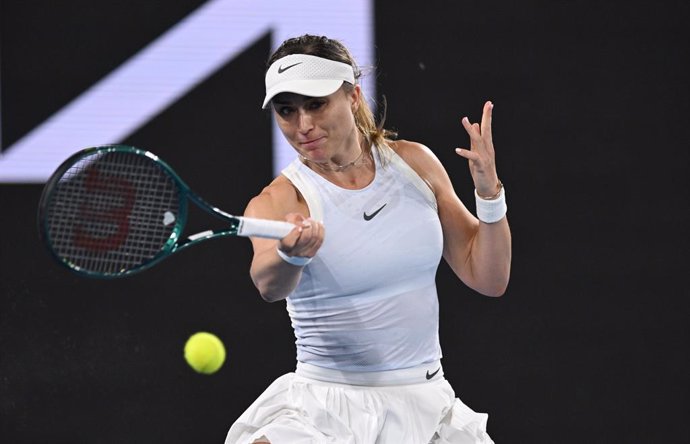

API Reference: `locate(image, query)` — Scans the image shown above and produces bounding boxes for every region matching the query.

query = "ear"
[350,84,361,112]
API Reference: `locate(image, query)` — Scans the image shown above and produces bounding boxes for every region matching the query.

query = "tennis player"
[226,35,511,444]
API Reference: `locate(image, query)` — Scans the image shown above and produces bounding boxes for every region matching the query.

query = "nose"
[297,109,313,133]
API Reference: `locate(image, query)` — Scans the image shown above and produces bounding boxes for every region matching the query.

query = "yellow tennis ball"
[184,332,226,374]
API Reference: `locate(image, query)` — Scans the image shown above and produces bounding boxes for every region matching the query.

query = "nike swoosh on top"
[363,203,387,221]
[277,62,302,73]
[426,367,441,380]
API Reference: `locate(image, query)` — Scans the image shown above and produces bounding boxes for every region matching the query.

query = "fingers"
[457,117,485,159]
[279,213,324,257]
[458,100,495,155]
[480,101,493,144]
[455,146,480,161]
[296,218,324,256]
[280,213,307,247]
[455,101,499,192]
[461,101,493,139]
[460,116,478,141]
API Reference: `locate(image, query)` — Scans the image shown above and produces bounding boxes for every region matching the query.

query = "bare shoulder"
[387,139,451,194]
[244,175,308,219]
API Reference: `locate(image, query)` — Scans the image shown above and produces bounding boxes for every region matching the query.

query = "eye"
[276,106,294,117]
[308,100,326,110]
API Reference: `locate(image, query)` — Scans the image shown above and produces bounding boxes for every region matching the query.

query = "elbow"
[480,263,511,297]
[256,285,287,302]
[253,277,289,303]
[482,284,508,298]
[258,289,287,303]
[250,267,287,303]
[476,275,510,298]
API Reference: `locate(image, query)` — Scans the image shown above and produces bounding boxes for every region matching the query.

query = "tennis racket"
[38,144,294,278]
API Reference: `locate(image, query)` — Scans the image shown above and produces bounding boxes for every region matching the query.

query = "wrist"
[475,183,507,223]
[476,180,503,200]
[276,246,312,266]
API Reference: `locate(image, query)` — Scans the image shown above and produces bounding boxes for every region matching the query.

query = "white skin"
[244,84,511,302]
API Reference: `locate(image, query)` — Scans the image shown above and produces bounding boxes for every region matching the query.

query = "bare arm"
[453,101,511,295]
[244,177,325,302]
[392,101,511,296]
[438,188,511,297]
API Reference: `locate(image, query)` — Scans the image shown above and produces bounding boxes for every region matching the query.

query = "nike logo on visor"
[278,62,302,73]
[363,203,387,221]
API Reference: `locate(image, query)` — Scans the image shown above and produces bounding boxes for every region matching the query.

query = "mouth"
[299,136,326,150]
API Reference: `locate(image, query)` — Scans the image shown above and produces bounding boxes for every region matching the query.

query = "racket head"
[38,145,188,277]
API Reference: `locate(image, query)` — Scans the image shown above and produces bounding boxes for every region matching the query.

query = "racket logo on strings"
[73,167,136,252]
[38,145,295,278]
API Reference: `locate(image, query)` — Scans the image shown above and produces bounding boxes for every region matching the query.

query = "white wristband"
[475,186,507,223]
[276,247,312,266]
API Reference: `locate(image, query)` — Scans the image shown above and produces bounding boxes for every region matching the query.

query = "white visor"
[263,54,355,109]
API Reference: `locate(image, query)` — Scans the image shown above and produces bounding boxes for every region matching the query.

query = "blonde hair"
[268,35,396,155]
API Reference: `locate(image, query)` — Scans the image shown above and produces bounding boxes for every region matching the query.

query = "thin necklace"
[300,147,366,172]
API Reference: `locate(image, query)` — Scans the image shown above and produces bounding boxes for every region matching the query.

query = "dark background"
[1,1,688,442]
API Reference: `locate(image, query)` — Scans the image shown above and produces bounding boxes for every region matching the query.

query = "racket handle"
[236,217,295,239]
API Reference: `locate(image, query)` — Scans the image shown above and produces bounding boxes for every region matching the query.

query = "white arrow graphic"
[0,0,374,182]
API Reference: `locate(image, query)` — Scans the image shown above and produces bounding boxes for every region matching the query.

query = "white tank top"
[281,145,444,371]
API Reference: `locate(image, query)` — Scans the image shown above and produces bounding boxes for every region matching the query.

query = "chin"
[300,148,328,161]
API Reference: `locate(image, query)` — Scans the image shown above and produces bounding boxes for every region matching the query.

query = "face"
[272,85,360,163]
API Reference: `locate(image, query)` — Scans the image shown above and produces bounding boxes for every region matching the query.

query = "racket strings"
[45,151,180,274]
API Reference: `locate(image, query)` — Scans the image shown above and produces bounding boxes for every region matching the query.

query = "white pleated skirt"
[225,362,494,444]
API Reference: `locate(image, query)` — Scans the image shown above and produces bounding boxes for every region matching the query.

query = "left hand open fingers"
[456,101,499,188]
[459,101,494,155]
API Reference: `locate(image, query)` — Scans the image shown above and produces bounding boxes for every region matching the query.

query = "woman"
[226,35,511,444]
